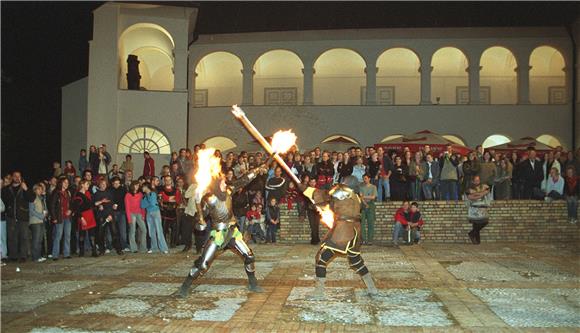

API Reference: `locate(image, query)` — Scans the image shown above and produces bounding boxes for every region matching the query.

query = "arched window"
[431,47,469,104]
[376,48,420,105]
[480,47,517,104]
[530,46,566,104]
[119,23,175,91]
[536,134,561,149]
[321,135,359,145]
[195,52,243,107]
[203,136,238,152]
[381,134,403,143]
[118,126,171,154]
[442,134,466,146]
[313,48,366,105]
[253,50,304,105]
[482,134,511,149]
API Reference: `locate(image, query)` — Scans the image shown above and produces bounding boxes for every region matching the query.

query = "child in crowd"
[245,204,265,243]
[265,197,280,243]
[404,202,425,244]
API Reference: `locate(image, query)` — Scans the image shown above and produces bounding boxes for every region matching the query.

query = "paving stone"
[30,328,129,333]
[470,288,580,327]
[2,280,96,312]
[111,282,182,296]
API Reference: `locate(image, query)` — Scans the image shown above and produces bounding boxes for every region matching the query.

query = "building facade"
[62,2,580,173]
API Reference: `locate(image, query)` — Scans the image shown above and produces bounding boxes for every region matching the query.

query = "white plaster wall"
[188,105,572,151]
[61,77,88,166]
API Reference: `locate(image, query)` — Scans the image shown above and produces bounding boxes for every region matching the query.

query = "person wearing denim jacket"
[140,182,168,253]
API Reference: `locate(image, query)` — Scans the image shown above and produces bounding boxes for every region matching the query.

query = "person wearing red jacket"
[392,201,410,246]
[143,151,155,178]
[405,202,425,244]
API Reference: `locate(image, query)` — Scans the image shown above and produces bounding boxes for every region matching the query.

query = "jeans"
[30,223,44,260]
[361,201,375,242]
[0,220,6,259]
[422,180,438,200]
[236,216,246,233]
[566,195,578,219]
[410,227,421,242]
[147,211,168,252]
[7,218,29,260]
[377,178,390,201]
[392,221,405,244]
[409,179,421,201]
[52,218,71,258]
[129,213,147,252]
[266,224,277,243]
[440,180,458,201]
[114,211,128,249]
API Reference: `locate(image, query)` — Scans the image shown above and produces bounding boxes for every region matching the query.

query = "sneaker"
[123,248,130,252]
[47,254,53,259]
[147,250,153,254]
[36,258,47,263]
[105,249,111,254]
[163,251,169,254]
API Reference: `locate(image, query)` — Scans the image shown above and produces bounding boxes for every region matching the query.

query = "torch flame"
[271,130,297,154]
[194,148,222,201]
[316,205,335,229]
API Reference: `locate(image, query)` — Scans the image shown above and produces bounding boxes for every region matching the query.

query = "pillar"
[365,66,378,105]
[467,66,482,104]
[302,65,314,105]
[242,67,254,105]
[516,65,531,104]
[419,64,433,105]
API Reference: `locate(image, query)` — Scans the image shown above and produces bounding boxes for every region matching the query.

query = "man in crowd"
[143,151,155,178]
[360,174,377,245]
[520,147,544,199]
[439,144,459,201]
[421,153,440,200]
[2,171,35,262]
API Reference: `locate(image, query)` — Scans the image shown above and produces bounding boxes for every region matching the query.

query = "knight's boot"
[177,274,195,298]
[247,273,264,293]
[361,273,378,297]
[306,277,327,301]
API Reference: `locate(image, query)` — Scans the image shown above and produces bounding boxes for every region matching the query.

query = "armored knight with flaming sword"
[231,105,379,300]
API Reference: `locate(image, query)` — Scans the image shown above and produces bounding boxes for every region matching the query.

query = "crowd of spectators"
[1,143,579,264]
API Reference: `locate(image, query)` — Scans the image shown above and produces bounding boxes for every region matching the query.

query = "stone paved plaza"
[1,242,578,332]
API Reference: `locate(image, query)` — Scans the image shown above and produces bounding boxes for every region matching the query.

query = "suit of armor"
[302,176,378,299]
[178,170,264,297]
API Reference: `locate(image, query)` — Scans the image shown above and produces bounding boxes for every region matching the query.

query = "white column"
[173,47,187,92]
[516,65,531,104]
[365,66,378,105]
[302,65,314,105]
[242,67,254,105]
[467,66,481,104]
[419,64,433,105]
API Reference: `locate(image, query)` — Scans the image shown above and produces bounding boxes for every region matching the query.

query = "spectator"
[378,149,393,202]
[108,164,124,181]
[510,152,524,199]
[78,149,88,173]
[544,167,564,202]
[439,145,459,201]
[462,151,480,194]
[564,166,579,224]
[466,175,491,245]
[265,197,280,243]
[543,151,561,184]
[421,153,440,200]
[182,181,197,253]
[143,151,155,178]
[93,178,122,255]
[392,201,410,246]
[2,171,35,262]
[367,152,381,189]
[110,177,128,251]
[337,153,352,184]
[97,148,110,178]
[124,170,134,189]
[246,204,265,243]
[405,202,425,244]
[0,179,6,263]
[160,175,181,248]
[316,152,334,190]
[29,183,47,262]
[49,177,72,260]
[360,174,377,245]
[520,148,545,199]
[494,159,512,200]
[88,145,99,175]
[125,181,147,253]
[265,167,287,202]
[351,157,366,184]
[232,187,249,233]
[390,156,408,201]
[475,145,484,162]
[408,151,424,201]
[72,180,98,257]
[121,154,134,173]
[175,177,187,249]
[141,182,168,254]
[53,161,63,178]
[478,151,497,187]
[305,177,321,244]
[63,160,76,184]
[302,156,317,180]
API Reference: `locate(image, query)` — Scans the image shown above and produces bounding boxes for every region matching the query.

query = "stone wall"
[278,200,579,243]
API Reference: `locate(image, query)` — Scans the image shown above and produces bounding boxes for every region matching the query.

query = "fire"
[317,204,335,229]
[194,148,222,201]
[271,130,297,154]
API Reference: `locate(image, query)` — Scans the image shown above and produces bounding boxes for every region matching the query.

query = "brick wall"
[278,200,579,243]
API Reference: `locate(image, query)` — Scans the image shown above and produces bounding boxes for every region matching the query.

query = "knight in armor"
[177,165,267,298]
[300,175,378,300]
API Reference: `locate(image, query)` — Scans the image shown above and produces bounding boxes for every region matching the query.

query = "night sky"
[2,1,578,183]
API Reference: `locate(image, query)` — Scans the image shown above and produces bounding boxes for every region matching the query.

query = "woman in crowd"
[391,156,409,201]
[29,183,47,262]
[125,181,147,253]
[316,152,335,190]
[408,151,424,201]
[72,180,98,257]
[478,151,496,187]
[141,182,168,254]
[494,158,512,200]
[564,166,579,224]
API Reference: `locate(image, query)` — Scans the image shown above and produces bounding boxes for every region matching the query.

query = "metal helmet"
[340,175,360,193]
